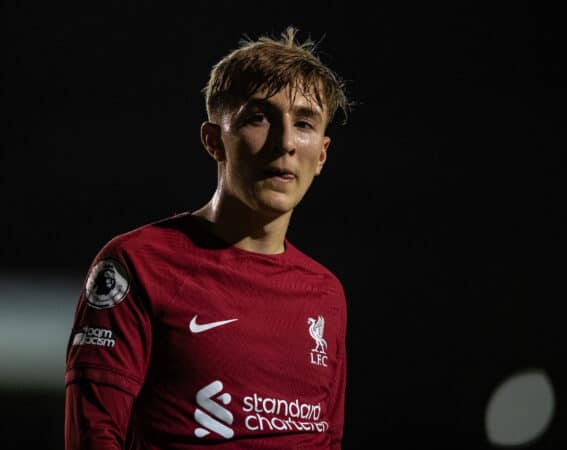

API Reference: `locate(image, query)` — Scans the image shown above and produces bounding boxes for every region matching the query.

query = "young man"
[65,26,350,449]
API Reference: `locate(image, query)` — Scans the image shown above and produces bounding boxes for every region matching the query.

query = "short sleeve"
[65,239,152,397]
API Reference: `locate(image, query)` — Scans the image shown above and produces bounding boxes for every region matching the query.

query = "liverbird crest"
[307,315,327,354]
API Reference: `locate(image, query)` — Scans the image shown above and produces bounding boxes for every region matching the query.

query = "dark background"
[2,1,565,448]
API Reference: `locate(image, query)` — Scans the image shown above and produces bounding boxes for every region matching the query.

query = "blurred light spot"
[0,274,81,391]
[485,368,555,447]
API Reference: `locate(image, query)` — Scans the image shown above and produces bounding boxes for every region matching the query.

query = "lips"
[264,167,296,180]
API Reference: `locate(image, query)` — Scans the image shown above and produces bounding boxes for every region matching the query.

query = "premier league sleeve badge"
[85,258,131,309]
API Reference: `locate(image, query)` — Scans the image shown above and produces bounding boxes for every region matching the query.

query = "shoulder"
[89,213,206,283]
[98,212,197,256]
[85,213,200,298]
[285,241,345,297]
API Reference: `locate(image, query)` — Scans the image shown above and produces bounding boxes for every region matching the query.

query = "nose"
[271,116,296,155]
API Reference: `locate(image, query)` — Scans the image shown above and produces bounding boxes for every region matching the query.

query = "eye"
[296,120,314,130]
[247,113,268,124]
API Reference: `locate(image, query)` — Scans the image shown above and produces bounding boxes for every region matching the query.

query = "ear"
[315,136,331,176]
[200,121,225,161]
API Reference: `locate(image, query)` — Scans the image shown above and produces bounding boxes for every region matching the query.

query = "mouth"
[263,167,296,181]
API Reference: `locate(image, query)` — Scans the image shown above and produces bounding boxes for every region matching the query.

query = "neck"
[192,190,292,255]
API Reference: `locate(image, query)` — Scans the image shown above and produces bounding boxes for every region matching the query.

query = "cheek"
[300,140,325,168]
[296,133,322,151]
[226,139,259,173]
[239,128,269,154]
[225,126,267,157]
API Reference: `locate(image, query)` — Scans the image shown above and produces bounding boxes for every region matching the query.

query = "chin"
[254,192,297,217]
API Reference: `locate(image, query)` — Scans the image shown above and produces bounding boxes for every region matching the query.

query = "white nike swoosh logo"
[189,315,238,333]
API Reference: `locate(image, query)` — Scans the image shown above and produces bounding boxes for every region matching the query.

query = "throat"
[192,199,291,255]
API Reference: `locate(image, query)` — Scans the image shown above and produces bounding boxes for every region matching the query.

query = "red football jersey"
[65,213,347,449]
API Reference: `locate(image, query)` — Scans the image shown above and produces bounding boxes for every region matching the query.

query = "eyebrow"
[292,105,324,123]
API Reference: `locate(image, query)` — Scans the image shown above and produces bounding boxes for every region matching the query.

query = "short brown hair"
[203,26,349,127]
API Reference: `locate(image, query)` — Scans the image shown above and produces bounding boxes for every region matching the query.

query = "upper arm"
[65,242,153,397]
[65,381,134,450]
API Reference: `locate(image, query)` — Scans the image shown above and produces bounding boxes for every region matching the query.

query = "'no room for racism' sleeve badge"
[85,258,131,309]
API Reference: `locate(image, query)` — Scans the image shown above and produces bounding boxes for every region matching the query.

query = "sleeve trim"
[65,366,143,397]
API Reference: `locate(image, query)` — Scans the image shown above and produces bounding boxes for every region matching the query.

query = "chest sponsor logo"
[193,380,329,440]
[308,315,328,367]
[243,393,329,433]
[85,258,130,309]
[189,315,238,333]
[72,326,115,348]
[194,380,234,439]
